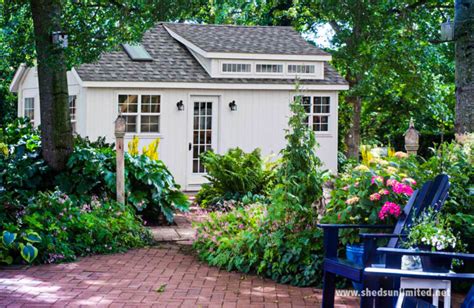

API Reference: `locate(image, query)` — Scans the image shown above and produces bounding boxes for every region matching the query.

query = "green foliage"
[415,136,474,251]
[2,190,151,265]
[57,140,189,224]
[404,208,463,252]
[269,92,326,223]
[196,148,275,209]
[0,119,51,223]
[0,230,41,264]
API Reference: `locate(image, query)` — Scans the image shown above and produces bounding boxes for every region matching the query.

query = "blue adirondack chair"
[318,174,450,308]
[364,248,474,307]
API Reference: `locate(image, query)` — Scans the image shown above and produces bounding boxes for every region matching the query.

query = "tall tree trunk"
[454,0,474,135]
[30,0,73,171]
[344,95,361,159]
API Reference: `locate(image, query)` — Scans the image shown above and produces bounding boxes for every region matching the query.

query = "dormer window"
[288,64,315,74]
[222,63,251,73]
[256,64,283,73]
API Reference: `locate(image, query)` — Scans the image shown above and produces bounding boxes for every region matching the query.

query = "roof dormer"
[163,23,330,80]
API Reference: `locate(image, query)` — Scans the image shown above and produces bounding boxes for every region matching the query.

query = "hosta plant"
[0,230,41,264]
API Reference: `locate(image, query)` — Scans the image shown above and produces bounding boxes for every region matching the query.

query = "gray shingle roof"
[75,23,347,85]
[164,23,329,56]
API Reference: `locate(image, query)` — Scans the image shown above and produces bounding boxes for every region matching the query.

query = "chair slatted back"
[387,180,433,248]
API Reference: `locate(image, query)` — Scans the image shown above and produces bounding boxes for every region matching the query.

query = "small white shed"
[10,23,348,190]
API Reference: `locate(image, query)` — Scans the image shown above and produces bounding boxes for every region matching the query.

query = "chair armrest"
[377,247,474,261]
[360,233,407,239]
[317,224,394,229]
[364,267,474,280]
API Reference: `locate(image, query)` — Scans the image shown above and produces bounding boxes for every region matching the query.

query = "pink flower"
[369,193,381,201]
[354,182,359,187]
[342,185,350,191]
[379,189,390,195]
[378,202,401,220]
[386,178,399,187]
[392,182,414,196]
[371,176,384,185]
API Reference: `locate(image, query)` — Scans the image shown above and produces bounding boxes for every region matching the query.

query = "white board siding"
[84,87,339,188]
[16,68,82,131]
[15,72,339,188]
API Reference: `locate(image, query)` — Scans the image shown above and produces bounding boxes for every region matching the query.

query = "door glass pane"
[192,101,213,174]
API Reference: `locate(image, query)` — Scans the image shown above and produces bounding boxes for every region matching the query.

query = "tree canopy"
[0,0,458,159]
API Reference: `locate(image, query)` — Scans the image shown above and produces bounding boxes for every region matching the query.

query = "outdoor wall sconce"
[176,100,184,111]
[51,31,68,48]
[229,100,237,111]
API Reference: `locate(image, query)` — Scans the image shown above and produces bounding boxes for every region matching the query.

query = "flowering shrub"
[323,154,420,244]
[404,209,463,252]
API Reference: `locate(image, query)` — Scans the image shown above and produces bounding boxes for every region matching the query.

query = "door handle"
[189,142,192,151]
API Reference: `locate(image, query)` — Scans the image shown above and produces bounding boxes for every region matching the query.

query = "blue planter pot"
[346,244,364,291]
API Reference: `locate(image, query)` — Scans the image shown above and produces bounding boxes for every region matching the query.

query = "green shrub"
[2,190,151,264]
[0,119,51,224]
[56,139,189,224]
[196,148,275,209]
[417,137,474,251]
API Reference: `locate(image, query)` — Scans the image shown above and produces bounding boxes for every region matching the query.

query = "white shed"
[10,23,348,191]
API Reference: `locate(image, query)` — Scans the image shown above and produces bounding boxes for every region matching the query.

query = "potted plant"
[404,209,463,273]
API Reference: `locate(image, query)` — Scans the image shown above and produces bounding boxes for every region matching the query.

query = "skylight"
[122,43,153,61]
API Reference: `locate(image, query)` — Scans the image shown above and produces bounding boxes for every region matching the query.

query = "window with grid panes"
[118,94,160,133]
[222,63,251,73]
[24,97,34,124]
[296,96,330,132]
[69,95,77,133]
[256,64,283,73]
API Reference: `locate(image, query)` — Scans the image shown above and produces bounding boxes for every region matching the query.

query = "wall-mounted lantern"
[404,118,420,155]
[176,100,184,111]
[51,31,68,48]
[440,17,454,42]
[229,100,237,111]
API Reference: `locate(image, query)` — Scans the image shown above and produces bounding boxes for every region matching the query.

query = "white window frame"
[117,93,161,135]
[221,62,252,74]
[297,95,331,133]
[69,95,77,133]
[24,97,35,124]
[288,64,316,74]
[255,63,284,74]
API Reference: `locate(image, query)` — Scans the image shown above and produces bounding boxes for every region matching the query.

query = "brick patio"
[0,244,358,307]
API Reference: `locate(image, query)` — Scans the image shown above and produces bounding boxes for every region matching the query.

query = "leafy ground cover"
[0,119,188,265]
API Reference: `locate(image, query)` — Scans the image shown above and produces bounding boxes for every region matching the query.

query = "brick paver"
[0,244,359,307]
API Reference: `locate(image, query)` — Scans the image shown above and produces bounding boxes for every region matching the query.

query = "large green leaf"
[20,243,38,263]
[2,231,17,247]
[24,232,42,243]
